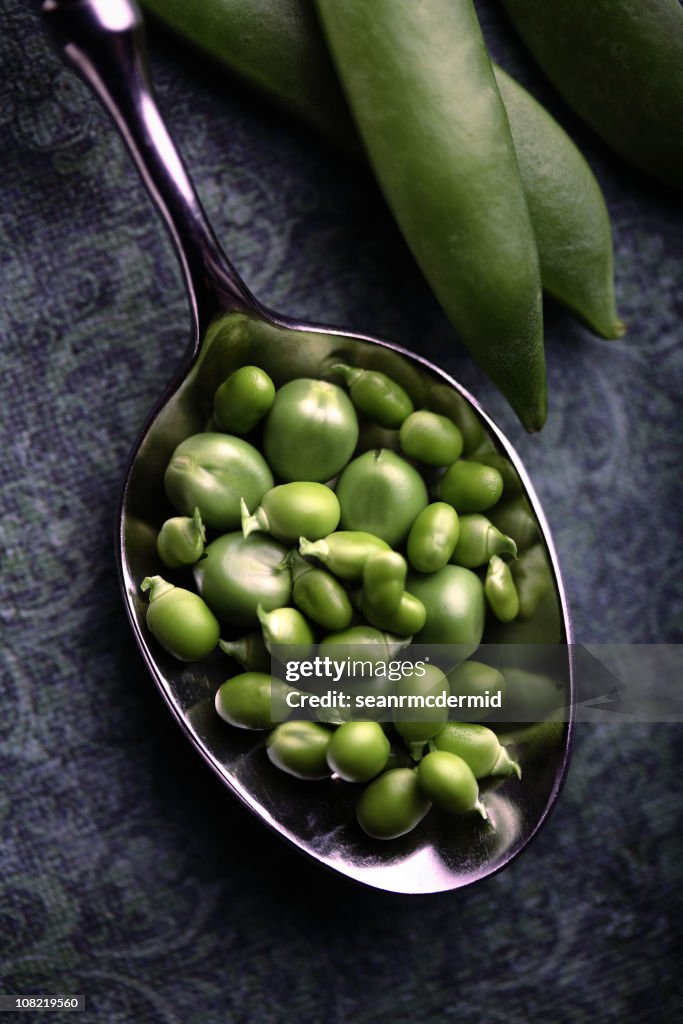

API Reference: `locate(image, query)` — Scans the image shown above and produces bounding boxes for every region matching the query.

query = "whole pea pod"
[315,0,545,431]
[493,66,622,339]
[500,0,683,191]
[142,0,357,147]
[142,0,621,341]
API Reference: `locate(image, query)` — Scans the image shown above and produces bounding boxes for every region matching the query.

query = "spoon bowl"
[42,0,574,893]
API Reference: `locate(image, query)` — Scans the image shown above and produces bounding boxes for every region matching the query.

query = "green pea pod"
[501,0,683,191]
[493,66,623,338]
[142,0,621,339]
[315,0,546,431]
[142,0,358,147]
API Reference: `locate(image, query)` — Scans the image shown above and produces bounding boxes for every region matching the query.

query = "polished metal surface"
[41,0,574,893]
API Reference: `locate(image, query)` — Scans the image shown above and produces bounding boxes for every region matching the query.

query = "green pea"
[156,506,205,568]
[356,768,431,840]
[474,452,523,498]
[257,605,315,661]
[488,500,538,552]
[141,575,220,662]
[359,590,426,638]
[291,555,353,631]
[450,514,517,568]
[362,550,407,615]
[213,364,275,434]
[326,721,390,782]
[511,543,553,620]
[440,460,504,512]
[431,722,521,779]
[330,363,413,428]
[241,482,340,542]
[266,721,332,779]
[416,751,486,817]
[263,378,359,482]
[485,555,520,623]
[194,532,291,626]
[406,564,485,651]
[447,660,506,722]
[215,671,291,730]
[219,631,271,672]
[299,530,390,581]
[335,449,428,546]
[319,625,410,665]
[426,385,486,456]
[164,432,273,531]
[407,502,459,574]
[394,663,450,753]
[399,410,463,466]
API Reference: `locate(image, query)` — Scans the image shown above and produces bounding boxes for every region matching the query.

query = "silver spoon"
[40,0,574,893]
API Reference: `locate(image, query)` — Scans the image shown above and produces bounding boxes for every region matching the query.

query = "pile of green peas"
[142,358,532,841]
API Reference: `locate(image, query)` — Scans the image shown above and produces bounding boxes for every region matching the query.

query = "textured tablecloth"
[1,1,681,1020]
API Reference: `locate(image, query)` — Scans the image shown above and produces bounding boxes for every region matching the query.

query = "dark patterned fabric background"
[1,0,681,1020]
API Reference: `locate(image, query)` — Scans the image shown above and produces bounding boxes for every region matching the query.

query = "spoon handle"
[40,0,260,339]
